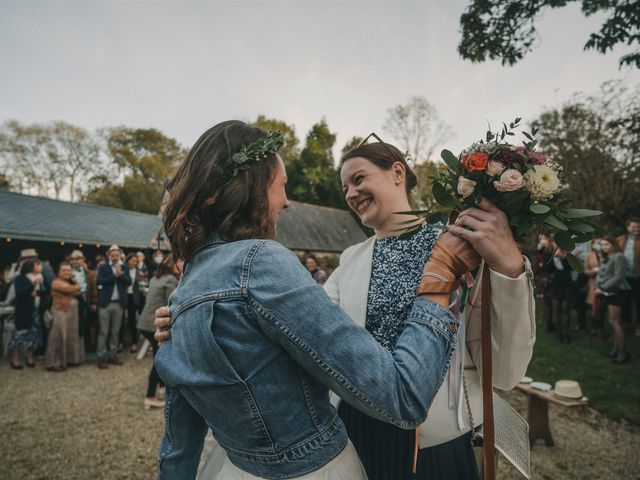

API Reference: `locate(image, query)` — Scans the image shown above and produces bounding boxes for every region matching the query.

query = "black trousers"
[622,277,640,325]
[120,294,139,346]
[140,330,164,397]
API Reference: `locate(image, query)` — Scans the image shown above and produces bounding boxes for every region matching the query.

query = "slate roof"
[0,189,367,253]
[275,201,368,253]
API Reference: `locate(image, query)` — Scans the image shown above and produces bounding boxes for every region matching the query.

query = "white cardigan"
[324,235,536,448]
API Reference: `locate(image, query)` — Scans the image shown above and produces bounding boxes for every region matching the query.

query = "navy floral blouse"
[366,224,438,351]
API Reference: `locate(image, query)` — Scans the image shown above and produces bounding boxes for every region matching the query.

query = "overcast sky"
[1,0,638,159]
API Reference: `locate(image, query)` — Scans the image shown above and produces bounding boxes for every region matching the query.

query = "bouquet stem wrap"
[481,265,495,480]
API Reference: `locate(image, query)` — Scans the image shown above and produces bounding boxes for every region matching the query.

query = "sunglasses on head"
[358,133,408,164]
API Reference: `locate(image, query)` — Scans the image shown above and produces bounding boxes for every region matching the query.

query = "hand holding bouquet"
[411,118,600,273]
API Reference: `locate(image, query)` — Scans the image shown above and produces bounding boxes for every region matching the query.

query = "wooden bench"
[515,382,588,448]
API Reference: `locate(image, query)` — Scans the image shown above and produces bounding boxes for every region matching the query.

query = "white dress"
[198,440,367,480]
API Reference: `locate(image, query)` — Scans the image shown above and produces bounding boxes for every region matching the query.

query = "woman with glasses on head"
[322,136,535,480]
[152,120,482,480]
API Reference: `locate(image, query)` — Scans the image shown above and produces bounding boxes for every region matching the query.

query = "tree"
[459,0,640,69]
[0,120,101,200]
[341,136,364,155]
[413,161,448,210]
[0,173,10,190]
[287,119,345,208]
[252,115,300,168]
[532,82,640,229]
[83,127,185,214]
[383,96,453,165]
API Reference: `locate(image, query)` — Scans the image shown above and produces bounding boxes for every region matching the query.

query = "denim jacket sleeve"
[247,241,459,429]
[157,387,208,480]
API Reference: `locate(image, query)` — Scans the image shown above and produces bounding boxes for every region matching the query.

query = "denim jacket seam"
[241,241,269,293]
[241,381,277,453]
[170,291,243,323]
[222,412,343,462]
[298,370,322,430]
[158,388,176,463]
[407,316,456,342]
[248,296,404,425]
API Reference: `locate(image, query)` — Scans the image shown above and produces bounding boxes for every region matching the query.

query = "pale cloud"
[1,0,638,160]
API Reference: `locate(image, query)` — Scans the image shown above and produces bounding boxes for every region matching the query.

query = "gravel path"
[1,356,638,479]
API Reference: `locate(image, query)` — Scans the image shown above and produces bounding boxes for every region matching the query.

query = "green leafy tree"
[287,119,345,208]
[83,127,185,214]
[459,0,640,69]
[341,136,364,155]
[252,115,300,168]
[0,173,10,190]
[0,120,101,200]
[532,82,640,229]
[413,160,448,210]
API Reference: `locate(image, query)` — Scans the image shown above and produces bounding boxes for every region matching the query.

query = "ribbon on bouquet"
[480,265,495,480]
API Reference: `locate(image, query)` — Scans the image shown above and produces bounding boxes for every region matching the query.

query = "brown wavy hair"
[340,142,417,196]
[163,120,280,262]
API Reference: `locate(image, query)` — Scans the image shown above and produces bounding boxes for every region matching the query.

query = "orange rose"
[462,152,489,172]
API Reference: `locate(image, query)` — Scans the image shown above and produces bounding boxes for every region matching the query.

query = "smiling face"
[340,157,409,235]
[305,258,317,272]
[267,155,289,236]
[59,264,72,281]
[108,250,121,264]
[627,221,640,237]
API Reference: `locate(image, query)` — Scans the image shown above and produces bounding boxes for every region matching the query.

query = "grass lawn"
[523,301,640,424]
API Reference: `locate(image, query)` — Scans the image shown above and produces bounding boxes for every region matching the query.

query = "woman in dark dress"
[10,259,44,369]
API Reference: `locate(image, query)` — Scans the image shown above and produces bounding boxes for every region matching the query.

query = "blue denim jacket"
[155,234,459,479]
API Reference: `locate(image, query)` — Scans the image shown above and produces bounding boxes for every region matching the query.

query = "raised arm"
[248,241,462,429]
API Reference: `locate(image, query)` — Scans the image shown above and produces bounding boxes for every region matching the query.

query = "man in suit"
[617,217,640,333]
[96,245,132,369]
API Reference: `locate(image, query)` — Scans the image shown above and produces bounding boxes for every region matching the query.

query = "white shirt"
[110,263,121,301]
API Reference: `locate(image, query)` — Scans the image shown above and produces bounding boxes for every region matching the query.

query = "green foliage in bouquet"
[402,118,601,271]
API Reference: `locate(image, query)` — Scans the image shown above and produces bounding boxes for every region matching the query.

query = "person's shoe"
[130,344,138,353]
[143,397,165,410]
[10,362,23,370]
[613,354,630,364]
[607,348,618,358]
[67,362,80,368]
[156,386,166,400]
[46,366,66,372]
[97,361,109,369]
[26,361,36,368]
[109,356,124,366]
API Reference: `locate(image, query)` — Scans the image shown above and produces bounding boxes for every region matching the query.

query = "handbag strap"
[481,266,495,480]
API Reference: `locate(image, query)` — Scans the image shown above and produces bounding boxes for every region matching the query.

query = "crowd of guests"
[533,217,640,364]
[1,245,180,409]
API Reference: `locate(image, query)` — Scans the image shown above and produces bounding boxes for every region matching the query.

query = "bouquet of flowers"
[407,118,600,270]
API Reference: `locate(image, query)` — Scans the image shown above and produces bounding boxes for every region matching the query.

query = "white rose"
[457,176,476,198]
[494,169,525,192]
[486,160,506,177]
[524,165,561,200]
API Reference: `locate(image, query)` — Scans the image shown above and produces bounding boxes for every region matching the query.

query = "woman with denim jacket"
[153,121,501,480]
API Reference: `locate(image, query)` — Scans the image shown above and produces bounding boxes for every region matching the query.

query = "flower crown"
[226,131,284,177]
